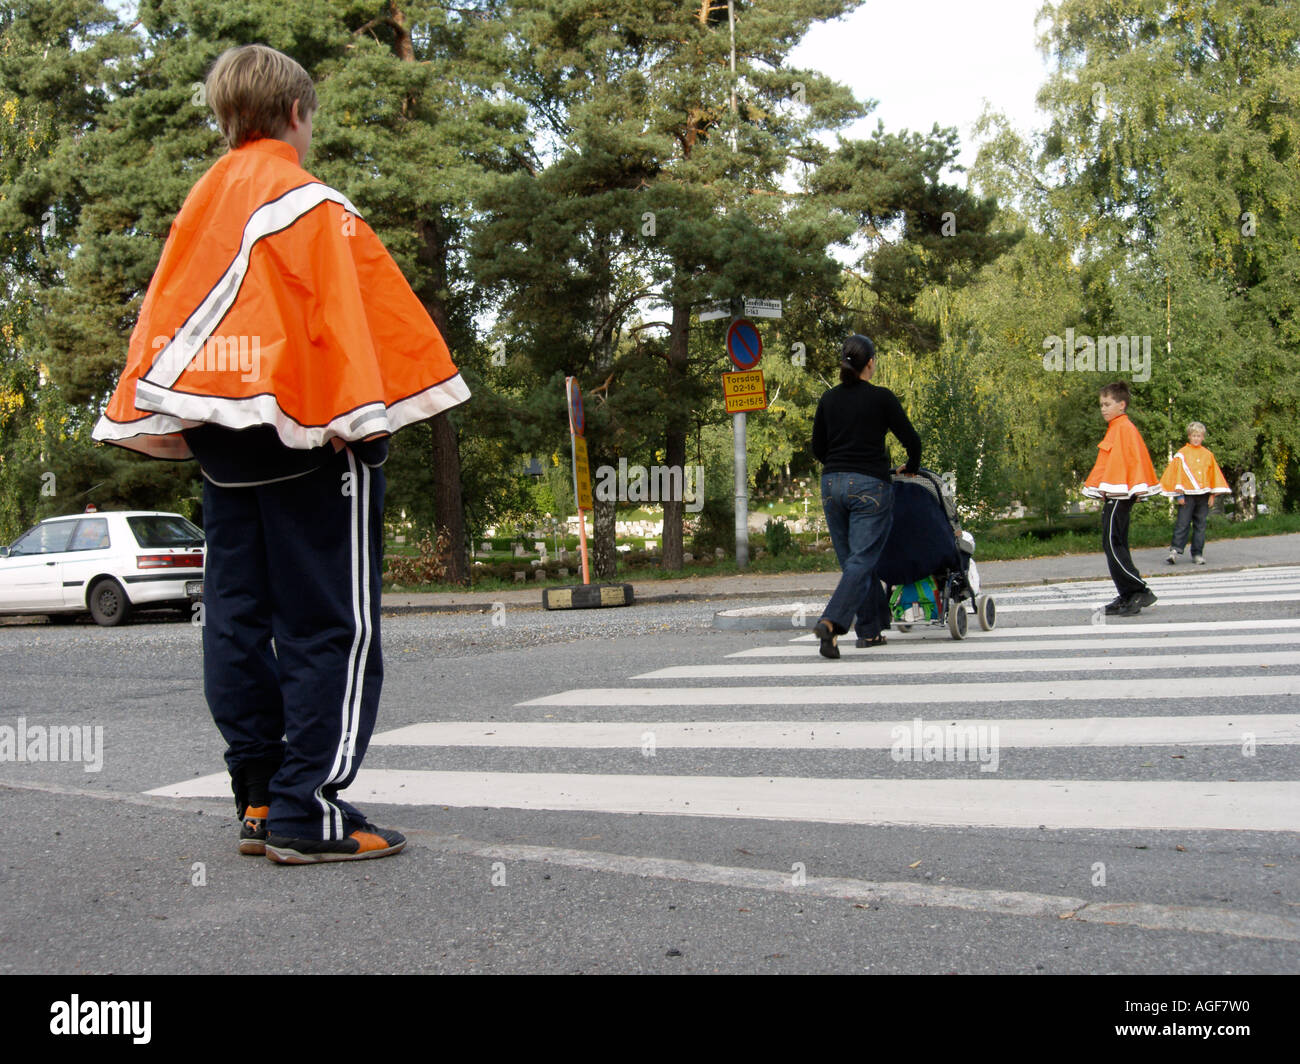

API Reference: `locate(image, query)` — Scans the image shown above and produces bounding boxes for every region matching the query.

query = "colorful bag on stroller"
[890,576,941,622]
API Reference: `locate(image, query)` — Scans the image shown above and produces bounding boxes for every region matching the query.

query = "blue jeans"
[1171,494,1209,556]
[821,472,894,636]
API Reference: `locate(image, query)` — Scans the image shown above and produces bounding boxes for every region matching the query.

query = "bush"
[385,529,452,585]
[764,517,794,556]
[691,495,735,555]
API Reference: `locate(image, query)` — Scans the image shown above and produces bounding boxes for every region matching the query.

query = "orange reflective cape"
[92,139,469,459]
[1160,444,1230,496]
[1082,413,1159,498]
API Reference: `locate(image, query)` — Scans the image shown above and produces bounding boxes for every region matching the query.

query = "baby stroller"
[874,469,996,640]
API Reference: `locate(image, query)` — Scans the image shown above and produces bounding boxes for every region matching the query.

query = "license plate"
[186,581,203,597]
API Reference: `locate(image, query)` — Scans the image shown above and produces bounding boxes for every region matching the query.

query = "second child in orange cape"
[1083,382,1159,616]
[1160,422,1230,565]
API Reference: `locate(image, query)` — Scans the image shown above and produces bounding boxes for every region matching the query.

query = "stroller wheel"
[976,594,996,631]
[946,600,968,640]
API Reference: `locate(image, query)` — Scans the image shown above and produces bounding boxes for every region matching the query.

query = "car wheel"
[88,578,130,627]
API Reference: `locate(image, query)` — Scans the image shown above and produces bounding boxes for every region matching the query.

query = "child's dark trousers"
[200,445,386,841]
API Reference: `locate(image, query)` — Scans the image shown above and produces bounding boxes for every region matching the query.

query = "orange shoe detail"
[350,830,399,853]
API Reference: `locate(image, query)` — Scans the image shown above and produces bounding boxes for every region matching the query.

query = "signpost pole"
[566,377,592,584]
[575,499,590,584]
[733,408,748,568]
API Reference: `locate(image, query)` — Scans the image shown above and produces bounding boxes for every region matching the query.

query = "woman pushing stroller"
[811,335,922,660]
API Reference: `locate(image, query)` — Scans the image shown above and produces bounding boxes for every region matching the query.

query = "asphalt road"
[0,562,1297,978]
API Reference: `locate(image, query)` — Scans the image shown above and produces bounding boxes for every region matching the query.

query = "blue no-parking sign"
[726,319,763,371]
[566,376,584,437]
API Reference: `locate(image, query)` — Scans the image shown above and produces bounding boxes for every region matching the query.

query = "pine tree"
[473,0,867,569]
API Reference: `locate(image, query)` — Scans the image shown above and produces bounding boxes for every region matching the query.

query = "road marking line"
[372,714,1300,749]
[520,675,1300,706]
[148,771,1300,831]
[413,836,1300,943]
[637,650,1300,680]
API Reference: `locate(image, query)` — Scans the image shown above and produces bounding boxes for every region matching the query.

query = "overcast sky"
[789,0,1056,174]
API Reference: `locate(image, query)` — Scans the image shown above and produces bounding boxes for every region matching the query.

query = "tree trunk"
[429,411,468,583]
[592,487,616,579]
[414,217,470,585]
[384,18,468,584]
[661,300,690,570]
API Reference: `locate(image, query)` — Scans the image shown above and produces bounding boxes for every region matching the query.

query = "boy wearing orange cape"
[93,45,469,863]
[1160,422,1230,565]
[1082,382,1160,616]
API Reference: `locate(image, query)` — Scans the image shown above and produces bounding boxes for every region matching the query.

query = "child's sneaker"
[1192,554,1206,565]
[238,805,269,856]
[265,823,407,864]
[1166,549,1178,564]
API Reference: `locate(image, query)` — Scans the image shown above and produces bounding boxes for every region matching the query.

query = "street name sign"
[744,298,782,319]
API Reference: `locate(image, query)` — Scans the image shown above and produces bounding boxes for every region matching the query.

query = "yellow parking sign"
[722,369,767,412]
[572,434,593,511]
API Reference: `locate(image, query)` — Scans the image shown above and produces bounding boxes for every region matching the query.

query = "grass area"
[384,510,1299,592]
[973,510,1300,560]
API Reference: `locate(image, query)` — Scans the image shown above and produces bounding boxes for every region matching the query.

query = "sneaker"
[1117,597,1143,616]
[1130,588,1158,608]
[1192,555,1206,565]
[814,619,840,660]
[265,823,407,864]
[1104,596,1126,615]
[1166,549,1178,565]
[239,805,269,856]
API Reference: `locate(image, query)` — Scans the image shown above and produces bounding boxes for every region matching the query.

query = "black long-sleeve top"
[812,380,922,481]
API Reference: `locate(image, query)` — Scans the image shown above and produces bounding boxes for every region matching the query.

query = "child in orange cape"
[1082,382,1160,616]
[93,44,469,863]
[1160,422,1230,565]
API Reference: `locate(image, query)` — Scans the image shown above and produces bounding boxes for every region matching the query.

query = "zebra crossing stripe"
[147,770,1300,831]
[787,618,1300,643]
[520,674,1300,706]
[996,594,1298,613]
[994,575,1300,599]
[730,633,1300,657]
[635,650,1300,680]
[371,714,1300,749]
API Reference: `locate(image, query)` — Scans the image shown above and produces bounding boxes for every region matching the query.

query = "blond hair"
[206,44,317,150]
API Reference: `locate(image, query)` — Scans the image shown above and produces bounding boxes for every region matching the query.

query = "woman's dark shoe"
[855,634,887,648]
[814,619,840,659]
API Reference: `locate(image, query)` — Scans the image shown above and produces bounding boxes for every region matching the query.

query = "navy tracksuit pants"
[1102,497,1149,598]
[200,444,385,841]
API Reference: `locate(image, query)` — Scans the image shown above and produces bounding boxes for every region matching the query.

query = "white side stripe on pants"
[316,451,371,840]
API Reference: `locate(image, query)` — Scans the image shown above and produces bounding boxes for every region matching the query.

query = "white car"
[0,511,204,626]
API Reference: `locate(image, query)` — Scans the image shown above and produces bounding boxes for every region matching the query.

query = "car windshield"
[127,515,204,548]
